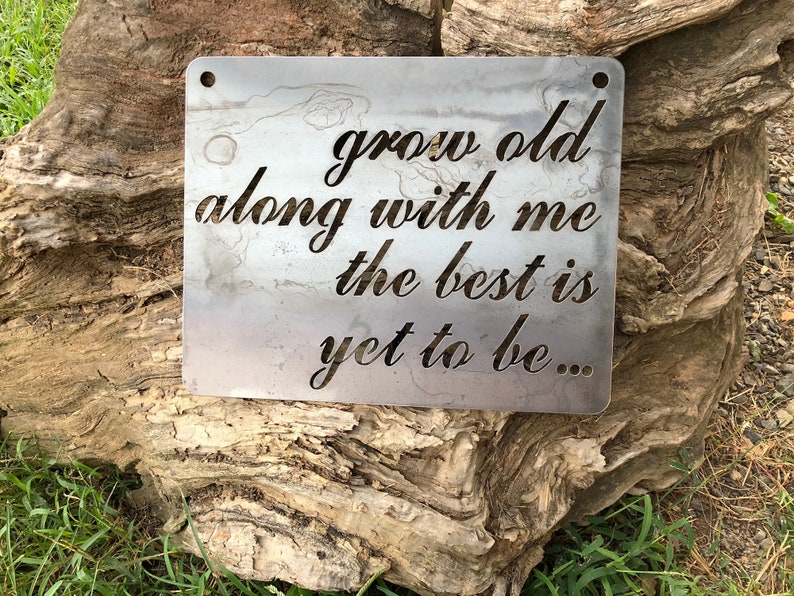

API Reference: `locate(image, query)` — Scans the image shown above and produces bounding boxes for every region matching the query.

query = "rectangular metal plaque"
[183,56,624,413]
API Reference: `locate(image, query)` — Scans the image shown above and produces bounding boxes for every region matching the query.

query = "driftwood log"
[1,0,793,593]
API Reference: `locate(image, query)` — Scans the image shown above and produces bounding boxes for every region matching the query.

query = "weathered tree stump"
[1,0,792,593]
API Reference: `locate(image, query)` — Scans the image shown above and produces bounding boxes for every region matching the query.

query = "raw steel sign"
[183,56,624,413]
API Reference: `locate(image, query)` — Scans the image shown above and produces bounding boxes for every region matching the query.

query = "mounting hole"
[592,72,609,89]
[200,71,216,88]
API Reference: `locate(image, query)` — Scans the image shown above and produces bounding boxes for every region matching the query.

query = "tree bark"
[1,0,793,594]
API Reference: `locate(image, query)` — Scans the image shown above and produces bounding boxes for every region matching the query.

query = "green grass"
[525,494,702,596]
[0,435,268,595]
[0,0,76,136]
[765,192,794,234]
[1,435,175,595]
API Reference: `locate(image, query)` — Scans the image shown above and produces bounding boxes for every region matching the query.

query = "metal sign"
[183,56,623,413]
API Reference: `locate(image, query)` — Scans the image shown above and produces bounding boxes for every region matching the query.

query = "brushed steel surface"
[183,56,623,413]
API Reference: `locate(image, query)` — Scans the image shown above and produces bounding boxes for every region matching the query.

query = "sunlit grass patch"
[527,492,704,596]
[0,0,76,136]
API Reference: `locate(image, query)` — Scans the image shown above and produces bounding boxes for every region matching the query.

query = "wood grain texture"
[441,0,744,56]
[1,0,793,593]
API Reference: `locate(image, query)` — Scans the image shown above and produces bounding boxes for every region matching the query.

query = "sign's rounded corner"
[588,396,612,416]
[601,57,625,82]
[186,56,212,76]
